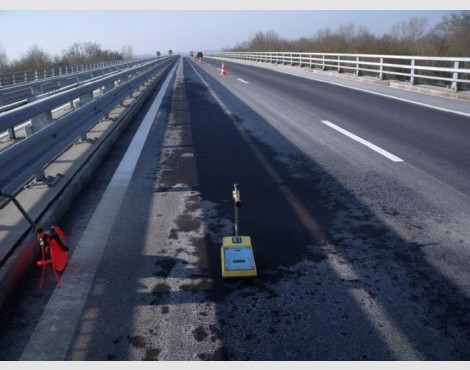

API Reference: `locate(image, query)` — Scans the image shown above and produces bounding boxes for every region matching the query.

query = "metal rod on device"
[232,184,241,243]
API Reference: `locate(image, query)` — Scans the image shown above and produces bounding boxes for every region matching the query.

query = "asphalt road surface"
[0,56,469,360]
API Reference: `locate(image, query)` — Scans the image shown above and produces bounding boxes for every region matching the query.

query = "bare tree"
[82,42,103,63]
[62,43,85,65]
[61,42,123,66]
[20,44,52,70]
[429,12,470,56]
[0,43,8,73]
[121,44,134,60]
[391,17,428,41]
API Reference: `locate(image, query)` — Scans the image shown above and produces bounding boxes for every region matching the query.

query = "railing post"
[34,167,47,183]
[451,61,460,91]
[29,110,53,135]
[410,59,416,85]
[73,92,94,142]
[356,56,361,76]
[101,80,115,95]
[322,55,326,71]
[7,127,16,140]
[337,55,342,73]
[379,57,384,79]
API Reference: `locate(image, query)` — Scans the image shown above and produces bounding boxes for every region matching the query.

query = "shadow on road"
[2,57,468,361]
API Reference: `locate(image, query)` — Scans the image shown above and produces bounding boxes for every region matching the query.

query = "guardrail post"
[356,56,361,76]
[73,92,94,141]
[410,59,416,85]
[34,167,47,183]
[451,61,460,91]
[337,55,342,73]
[322,55,326,71]
[29,110,53,135]
[7,127,16,140]
[101,81,115,94]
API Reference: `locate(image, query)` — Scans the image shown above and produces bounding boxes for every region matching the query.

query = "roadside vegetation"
[0,42,134,73]
[229,12,470,57]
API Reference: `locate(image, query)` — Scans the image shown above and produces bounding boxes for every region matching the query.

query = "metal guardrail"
[207,52,470,91]
[0,59,148,87]
[0,58,161,107]
[0,56,177,195]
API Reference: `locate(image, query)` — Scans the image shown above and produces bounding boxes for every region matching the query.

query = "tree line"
[0,42,134,74]
[229,12,470,57]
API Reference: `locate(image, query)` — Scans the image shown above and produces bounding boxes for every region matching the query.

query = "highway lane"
[203,58,470,197]
[0,56,469,360]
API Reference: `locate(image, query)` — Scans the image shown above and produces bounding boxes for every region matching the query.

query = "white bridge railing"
[207,52,470,92]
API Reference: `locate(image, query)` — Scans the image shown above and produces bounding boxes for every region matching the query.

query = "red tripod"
[1,191,68,289]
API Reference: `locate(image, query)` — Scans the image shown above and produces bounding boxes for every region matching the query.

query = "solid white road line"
[321,120,403,162]
[20,61,178,361]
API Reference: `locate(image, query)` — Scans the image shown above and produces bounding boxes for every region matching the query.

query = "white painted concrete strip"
[20,61,178,361]
[321,120,403,162]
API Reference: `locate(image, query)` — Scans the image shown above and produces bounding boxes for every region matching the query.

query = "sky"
[0,3,468,61]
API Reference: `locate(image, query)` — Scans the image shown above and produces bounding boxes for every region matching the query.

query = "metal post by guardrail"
[451,61,460,91]
[410,59,416,85]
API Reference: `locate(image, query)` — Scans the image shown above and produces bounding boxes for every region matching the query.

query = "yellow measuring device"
[221,184,257,278]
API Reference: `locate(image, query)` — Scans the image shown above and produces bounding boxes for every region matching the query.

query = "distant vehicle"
[196,51,203,58]
[189,50,194,58]
[156,51,161,57]
[168,50,173,55]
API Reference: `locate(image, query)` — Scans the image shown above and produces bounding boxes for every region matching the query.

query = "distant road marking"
[321,120,403,162]
[237,78,249,84]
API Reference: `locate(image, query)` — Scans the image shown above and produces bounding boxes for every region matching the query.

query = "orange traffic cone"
[220,62,227,75]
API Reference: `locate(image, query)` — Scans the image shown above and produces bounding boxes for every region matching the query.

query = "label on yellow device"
[221,236,257,278]
[224,247,254,270]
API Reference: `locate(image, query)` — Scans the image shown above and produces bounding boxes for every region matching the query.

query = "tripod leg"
[51,265,61,288]
[39,264,46,290]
